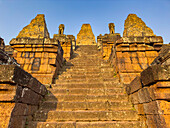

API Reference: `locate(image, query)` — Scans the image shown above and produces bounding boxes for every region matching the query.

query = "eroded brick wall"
[126,45,170,128]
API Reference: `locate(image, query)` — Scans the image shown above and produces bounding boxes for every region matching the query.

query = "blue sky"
[0,0,170,44]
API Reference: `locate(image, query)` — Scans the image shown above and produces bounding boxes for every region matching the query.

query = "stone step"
[33,110,139,121]
[59,70,102,75]
[58,71,116,78]
[40,101,132,111]
[66,62,102,66]
[47,88,124,95]
[58,73,101,79]
[45,94,128,102]
[28,121,144,128]
[67,62,101,65]
[62,67,115,72]
[50,82,123,89]
[55,78,119,84]
[55,79,102,83]
[59,68,102,73]
[66,68,102,72]
[64,66,102,69]
[71,56,102,59]
[59,71,115,76]
[58,75,117,80]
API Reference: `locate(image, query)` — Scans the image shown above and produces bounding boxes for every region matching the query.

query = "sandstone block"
[138,87,152,103]
[129,91,139,104]
[141,64,170,86]
[127,76,142,94]
[146,115,166,128]
[15,86,43,105]
[143,101,159,114]
[8,115,27,128]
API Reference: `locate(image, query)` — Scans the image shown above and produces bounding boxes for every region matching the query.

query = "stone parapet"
[0,65,47,128]
[126,47,170,127]
[10,38,63,84]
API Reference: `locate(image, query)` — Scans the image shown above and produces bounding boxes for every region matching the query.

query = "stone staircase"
[28,45,145,128]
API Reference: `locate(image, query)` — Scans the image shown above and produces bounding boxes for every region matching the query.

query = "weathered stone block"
[143,101,159,114]
[129,92,139,104]
[141,64,170,86]
[134,104,145,115]
[146,115,166,128]
[15,86,43,105]
[11,103,28,116]
[138,87,152,103]
[127,76,142,94]
[27,77,47,96]
[8,115,27,128]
